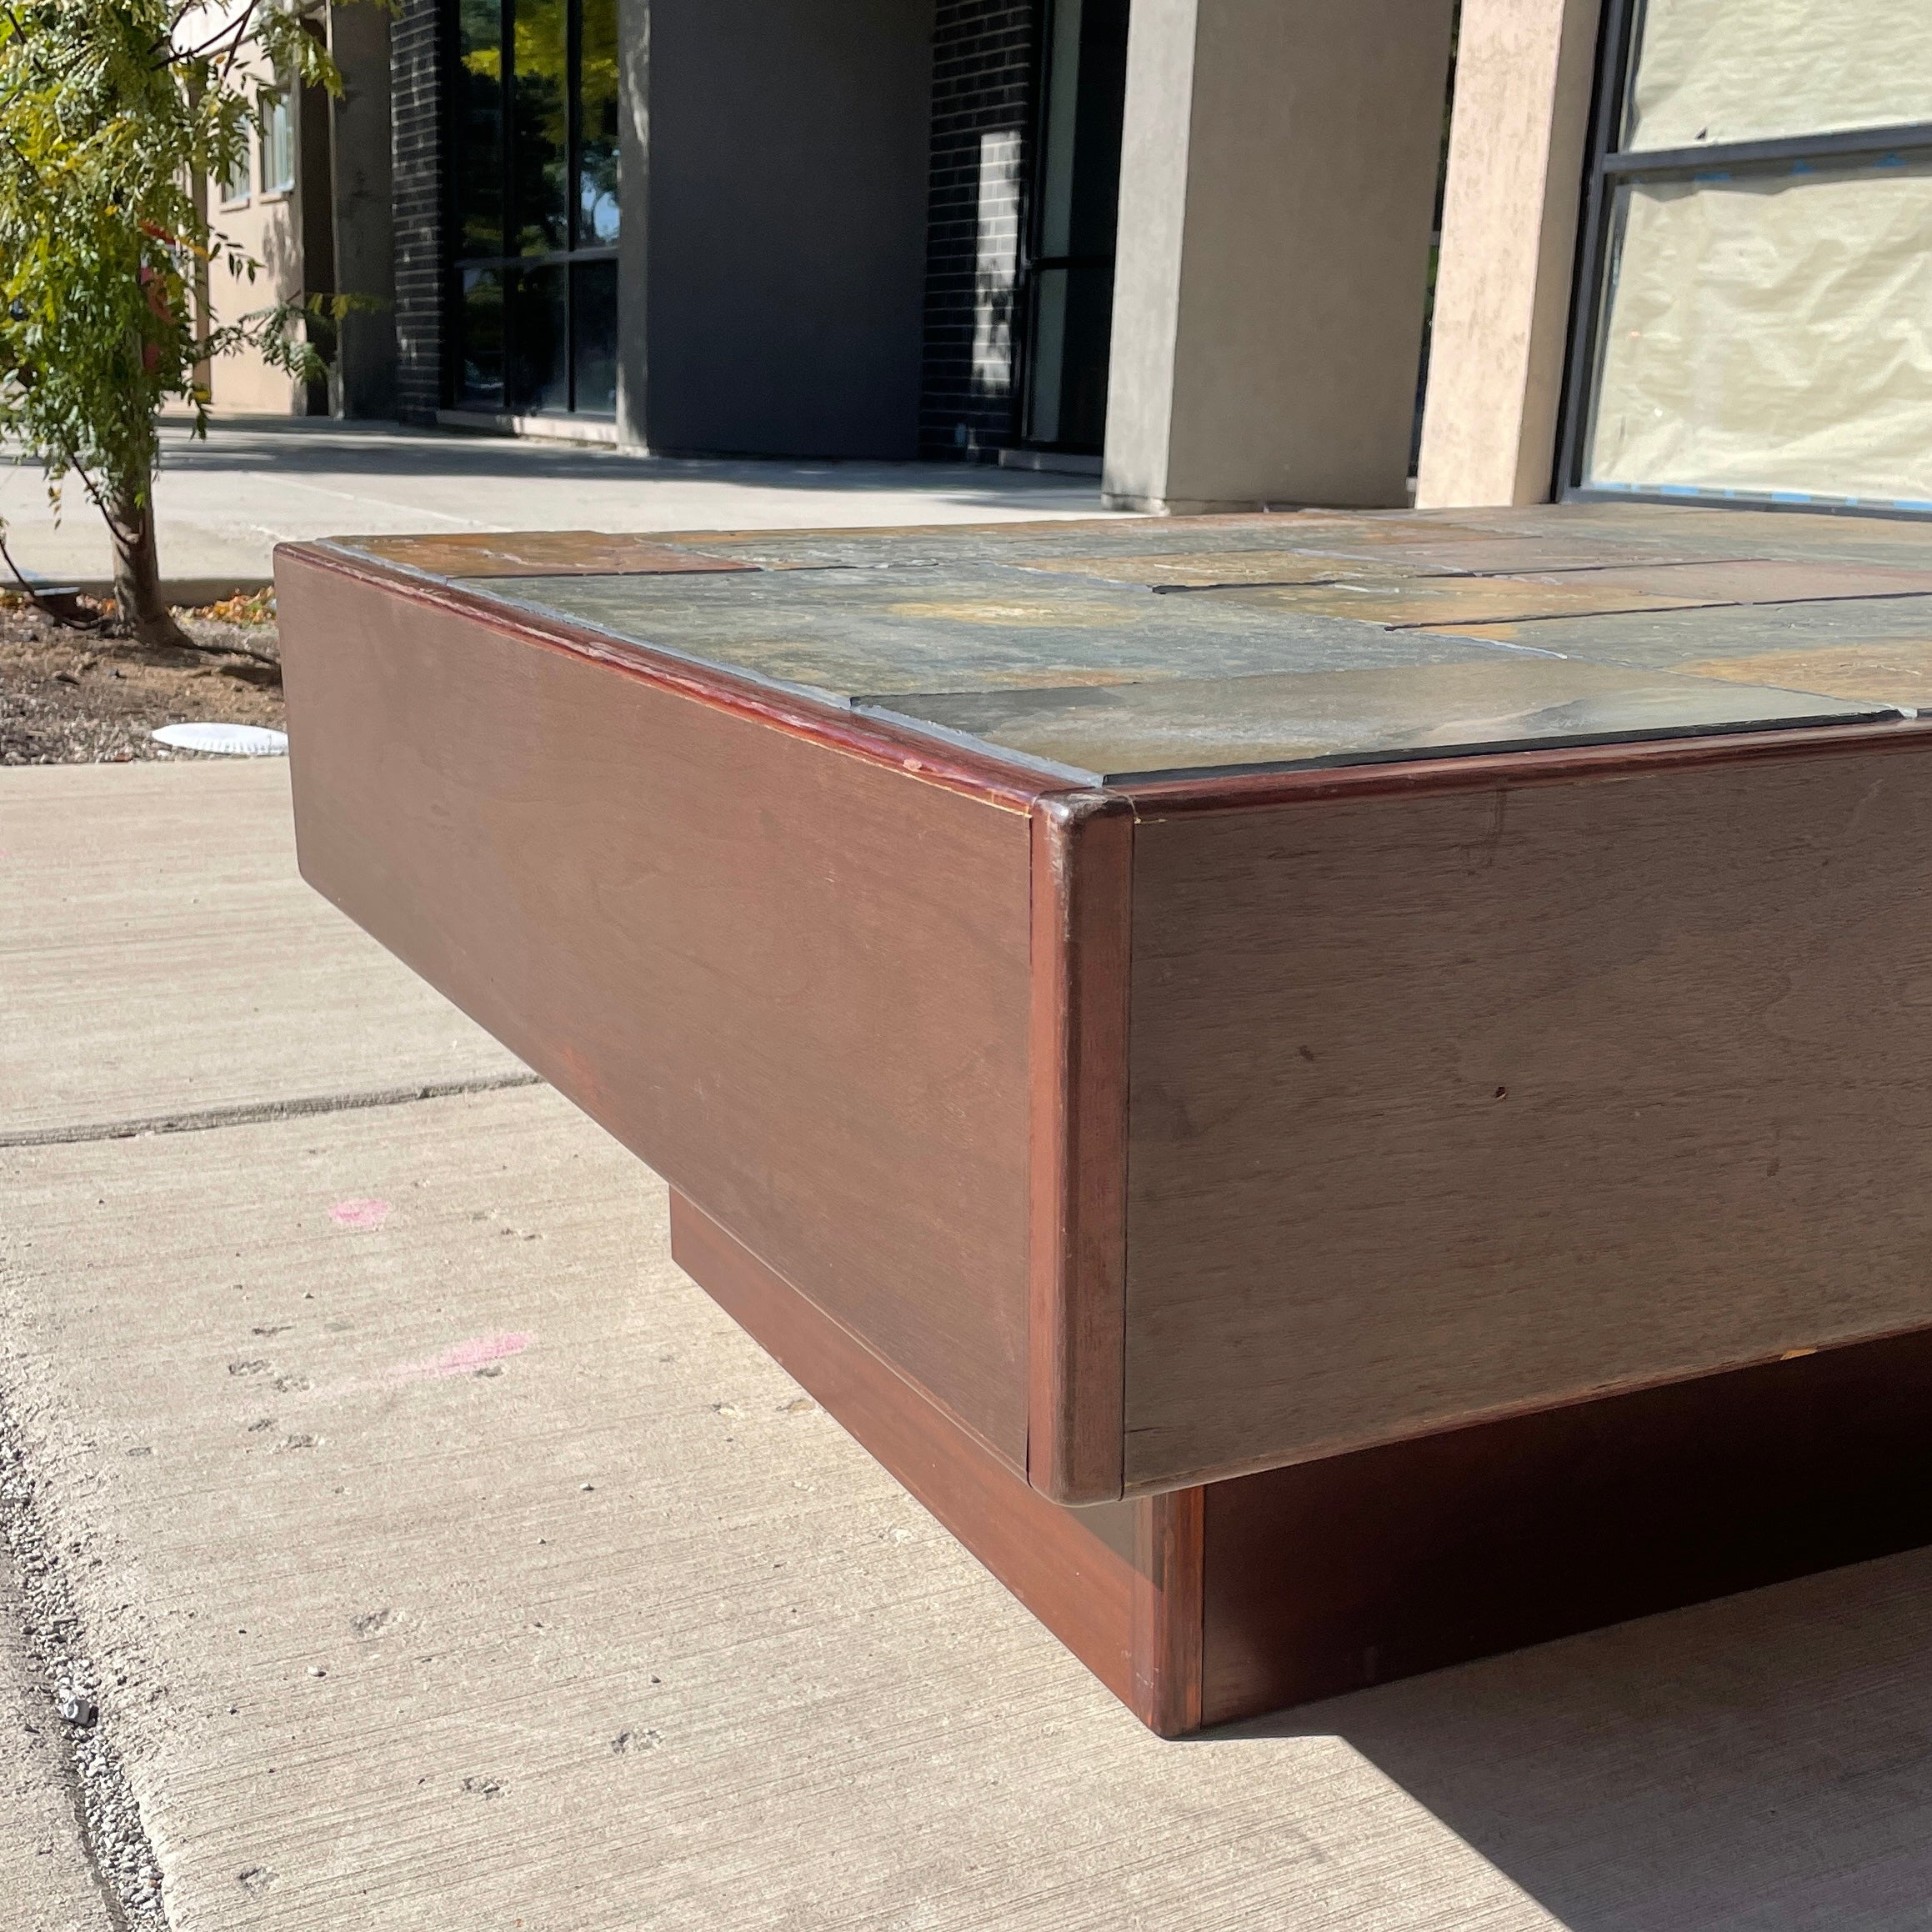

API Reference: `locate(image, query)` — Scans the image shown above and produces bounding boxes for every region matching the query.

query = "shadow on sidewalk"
[1218,1545,1932,1928]
[156,417,1108,509]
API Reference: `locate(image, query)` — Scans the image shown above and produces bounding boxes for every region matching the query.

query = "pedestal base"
[670,1189,1932,1736]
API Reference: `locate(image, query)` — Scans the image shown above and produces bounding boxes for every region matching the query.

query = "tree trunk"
[108,488,190,649]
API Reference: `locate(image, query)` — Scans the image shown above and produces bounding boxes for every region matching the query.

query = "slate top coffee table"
[279,503,1932,1734]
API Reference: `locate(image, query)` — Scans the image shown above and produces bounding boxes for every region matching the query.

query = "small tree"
[0,2,364,648]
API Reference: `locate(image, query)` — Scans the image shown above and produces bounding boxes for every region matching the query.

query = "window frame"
[258,82,296,198]
[1555,0,1932,518]
[217,145,252,210]
[443,0,620,418]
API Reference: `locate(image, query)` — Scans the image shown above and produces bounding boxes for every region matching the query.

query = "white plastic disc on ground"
[151,723,288,757]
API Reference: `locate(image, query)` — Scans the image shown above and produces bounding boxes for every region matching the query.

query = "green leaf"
[0,0,378,514]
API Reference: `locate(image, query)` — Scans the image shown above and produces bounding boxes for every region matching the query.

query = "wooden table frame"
[279,534,1932,1735]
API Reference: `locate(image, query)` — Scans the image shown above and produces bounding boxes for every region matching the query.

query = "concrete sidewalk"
[0,1554,103,1932]
[0,419,1108,598]
[8,762,1932,1929]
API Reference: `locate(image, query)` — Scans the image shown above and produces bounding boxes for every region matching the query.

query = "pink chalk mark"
[329,1198,391,1231]
[397,1332,535,1383]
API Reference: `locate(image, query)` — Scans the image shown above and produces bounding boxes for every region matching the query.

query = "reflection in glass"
[258,83,295,194]
[513,0,569,253]
[1026,263,1114,448]
[458,268,506,408]
[572,261,618,413]
[578,0,620,246]
[218,140,251,208]
[448,0,621,416]
[454,0,503,258]
[1034,0,1084,260]
[1626,0,1932,151]
[1027,269,1069,444]
[1034,0,1125,263]
[1023,0,1129,450]
[508,265,570,413]
[1585,162,1932,506]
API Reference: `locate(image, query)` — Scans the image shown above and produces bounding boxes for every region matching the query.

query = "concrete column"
[1104,0,1456,514]
[617,0,935,459]
[327,0,397,418]
[1413,0,1602,508]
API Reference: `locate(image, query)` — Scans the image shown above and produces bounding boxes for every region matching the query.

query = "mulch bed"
[0,590,284,764]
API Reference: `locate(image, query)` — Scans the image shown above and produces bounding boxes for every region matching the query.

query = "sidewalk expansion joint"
[0,1070,545,1149]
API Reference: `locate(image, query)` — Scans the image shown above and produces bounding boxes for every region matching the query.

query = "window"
[258,83,295,197]
[1563,0,1932,513]
[218,152,251,209]
[449,0,621,417]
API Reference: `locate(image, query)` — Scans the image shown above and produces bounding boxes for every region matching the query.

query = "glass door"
[450,0,621,418]
[1020,0,1130,453]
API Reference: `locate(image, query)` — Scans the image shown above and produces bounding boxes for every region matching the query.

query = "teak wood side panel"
[1199,1326,1932,1724]
[1124,746,1932,1492]
[280,551,1037,1469]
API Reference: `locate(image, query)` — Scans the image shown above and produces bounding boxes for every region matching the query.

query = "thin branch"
[53,447,131,538]
[0,530,107,633]
[213,1,264,83]
[179,0,263,57]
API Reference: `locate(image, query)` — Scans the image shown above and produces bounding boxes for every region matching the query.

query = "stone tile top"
[323,504,1932,783]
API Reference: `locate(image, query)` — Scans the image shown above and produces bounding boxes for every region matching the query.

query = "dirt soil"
[0,591,283,765]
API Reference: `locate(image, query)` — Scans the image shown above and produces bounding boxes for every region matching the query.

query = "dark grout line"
[1386,588,1932,631]
[0,1071,546,1150]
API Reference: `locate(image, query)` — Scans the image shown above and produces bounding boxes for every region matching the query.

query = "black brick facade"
[392,0,444,422]
[918,1,1039,460]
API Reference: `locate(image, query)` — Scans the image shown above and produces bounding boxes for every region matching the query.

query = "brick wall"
[391,0,443,421]
[918,1,1038,460]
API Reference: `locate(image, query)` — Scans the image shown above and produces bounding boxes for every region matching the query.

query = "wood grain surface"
[281,548,1039,1468]
[1124,743,1932,1491]
[1199,1326,1932,1725]
[668,1190,1143,1708]
[1028,793,1134,1504]
[1121,712,1932,818]
[1132,1489,1205,1737]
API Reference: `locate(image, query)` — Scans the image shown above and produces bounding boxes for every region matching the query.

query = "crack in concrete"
[0,1393,165,1930]
[0,1069,545,1150]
